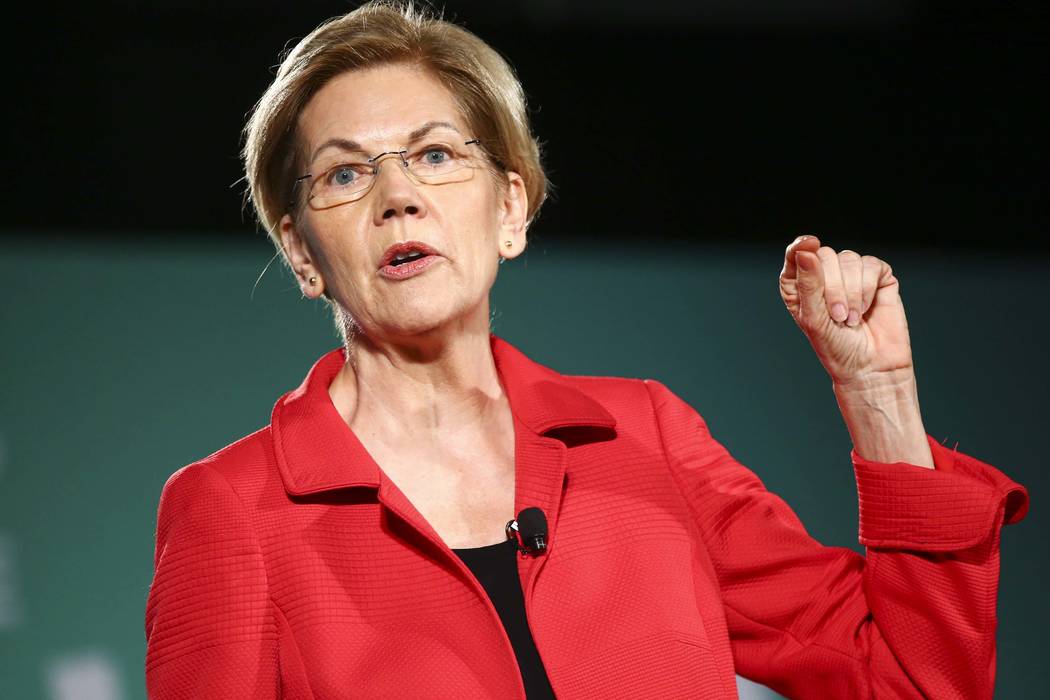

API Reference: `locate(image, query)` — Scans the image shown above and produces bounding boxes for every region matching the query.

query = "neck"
[327,310,507,441]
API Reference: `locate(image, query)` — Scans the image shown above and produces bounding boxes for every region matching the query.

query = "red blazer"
[145,334,1029,699]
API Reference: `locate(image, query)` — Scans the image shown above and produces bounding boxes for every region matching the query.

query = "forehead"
[299,63,467,154]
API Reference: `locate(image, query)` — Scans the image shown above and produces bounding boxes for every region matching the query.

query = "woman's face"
[280,62,528,343]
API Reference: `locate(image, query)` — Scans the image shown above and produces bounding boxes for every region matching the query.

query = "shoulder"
[155,426,275,530]
[150,427,281,580]
[567,374,718,457]
[559,373,704,434]
[559,373,646,402]
[561,373,686,411]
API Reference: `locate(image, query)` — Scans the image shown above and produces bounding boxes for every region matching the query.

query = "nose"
[370,153,428,225]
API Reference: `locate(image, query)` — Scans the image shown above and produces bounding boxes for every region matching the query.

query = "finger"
[860,255,882,314]
[838,250,863,327]
[816,246,848,323]
[781,234,822,280]
[794,249,830,331]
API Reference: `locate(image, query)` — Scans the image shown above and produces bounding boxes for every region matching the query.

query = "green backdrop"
[1,233,1044,698]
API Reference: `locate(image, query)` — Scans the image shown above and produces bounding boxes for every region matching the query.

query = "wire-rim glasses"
[291,135,484,211]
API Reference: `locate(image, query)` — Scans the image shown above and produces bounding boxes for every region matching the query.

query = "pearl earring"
[309,276,317,285]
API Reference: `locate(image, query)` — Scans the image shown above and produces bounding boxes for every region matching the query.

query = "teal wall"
[1,234,1044,698]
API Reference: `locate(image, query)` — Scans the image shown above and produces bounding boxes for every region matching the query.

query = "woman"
[144,2,1028,698]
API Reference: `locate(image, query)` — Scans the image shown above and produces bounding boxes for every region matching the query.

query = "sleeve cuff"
[852,434,1030,551]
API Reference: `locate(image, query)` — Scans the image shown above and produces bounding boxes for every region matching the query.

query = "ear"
[279,214,325,299]
[497,171,529,261]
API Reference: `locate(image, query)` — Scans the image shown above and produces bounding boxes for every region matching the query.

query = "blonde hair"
[242,0,547,249]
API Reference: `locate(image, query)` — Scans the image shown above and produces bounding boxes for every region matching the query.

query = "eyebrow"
[309,137,365,164]
[407,120,462,143]
[309,121,463,163]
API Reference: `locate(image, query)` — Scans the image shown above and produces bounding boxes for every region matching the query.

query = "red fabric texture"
[145,334,1029,699]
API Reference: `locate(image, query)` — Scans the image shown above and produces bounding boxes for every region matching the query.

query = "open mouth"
[379,241,442,270]
[389,251,428,266]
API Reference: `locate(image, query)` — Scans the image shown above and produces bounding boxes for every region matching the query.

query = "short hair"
[242,0,548,250]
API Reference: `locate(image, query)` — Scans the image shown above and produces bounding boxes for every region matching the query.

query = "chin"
[381,305,460,337]
[396,301,487,338]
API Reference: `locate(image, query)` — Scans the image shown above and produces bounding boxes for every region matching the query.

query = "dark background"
[2,3,1047,698]
[7,0,1048,252]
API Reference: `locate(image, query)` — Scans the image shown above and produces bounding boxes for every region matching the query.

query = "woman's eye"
[422,148,451,165]
[328,166,357,187]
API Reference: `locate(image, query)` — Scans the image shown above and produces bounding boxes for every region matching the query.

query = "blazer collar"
[272,333,617,496]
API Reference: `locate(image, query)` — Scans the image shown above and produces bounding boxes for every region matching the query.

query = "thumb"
[795,251,829,330]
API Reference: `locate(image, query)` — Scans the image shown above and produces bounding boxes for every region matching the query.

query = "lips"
[378,241,442,270]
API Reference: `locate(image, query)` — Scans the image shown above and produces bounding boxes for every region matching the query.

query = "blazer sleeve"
[144,462,278,698]
[644,379,1029,700]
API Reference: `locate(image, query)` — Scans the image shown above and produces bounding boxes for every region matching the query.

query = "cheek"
[460,184,505,246]
[461,212,502,268]
[302,213,367,274]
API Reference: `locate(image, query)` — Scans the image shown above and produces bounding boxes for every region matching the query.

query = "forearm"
[833,369,935,469]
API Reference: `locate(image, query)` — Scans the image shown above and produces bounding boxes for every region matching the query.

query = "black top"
[451,538,557,699]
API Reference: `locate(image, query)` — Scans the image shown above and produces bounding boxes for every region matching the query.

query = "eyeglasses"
[292,134,484,211]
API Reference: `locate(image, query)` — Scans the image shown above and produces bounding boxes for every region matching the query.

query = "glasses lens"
[308,161,374,209]
[406,137,479,185]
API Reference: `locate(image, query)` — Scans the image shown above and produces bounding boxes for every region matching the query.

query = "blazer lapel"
[490,335,619,597]
[271,335,618,568]
[270,348,381,495]
[270,348,449,547]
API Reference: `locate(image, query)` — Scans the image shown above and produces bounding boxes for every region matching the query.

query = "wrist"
[832,366,917,397]
[833,369,934,469]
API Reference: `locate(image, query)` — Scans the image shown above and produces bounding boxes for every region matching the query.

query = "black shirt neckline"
[450,537,556,699]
